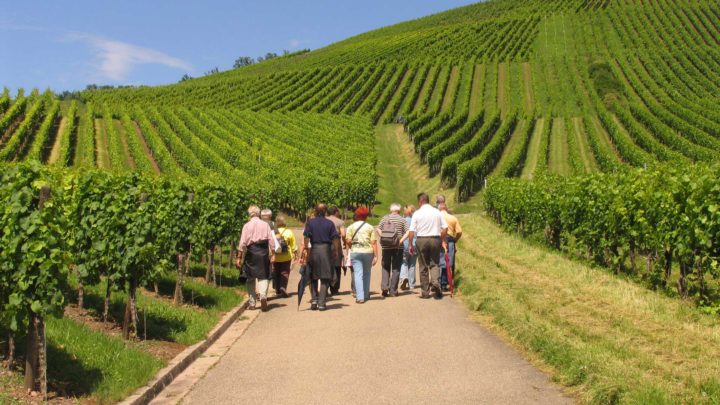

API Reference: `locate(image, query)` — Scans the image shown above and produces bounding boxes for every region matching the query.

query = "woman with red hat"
[345,207,378,303]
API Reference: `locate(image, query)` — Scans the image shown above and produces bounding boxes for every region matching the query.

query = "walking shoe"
[248,304,257,310]
[389,291,398,297]
[318,305,327,311]
[381,289,389,297]
[355,299,364,304]
[311,303,318,311]
[419,293,431,299]
[432,286,443,299]
[279,288,289,298]
[260,297,268,312]
[400,279,409,290]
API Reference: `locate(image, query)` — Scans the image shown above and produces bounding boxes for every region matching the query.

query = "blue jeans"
[440,239,456,287]
[351,252,373,302]
[400,250,417,288]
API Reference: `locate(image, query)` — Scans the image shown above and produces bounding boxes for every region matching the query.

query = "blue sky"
[0,1,478,93]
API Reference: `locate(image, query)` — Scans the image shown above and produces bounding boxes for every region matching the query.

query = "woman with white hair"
[377,203,408,297]
[236,205,278,311]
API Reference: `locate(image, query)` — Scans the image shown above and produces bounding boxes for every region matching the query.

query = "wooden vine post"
[174,192,193,306]
[24,186,51,400]
[123,192,147,340]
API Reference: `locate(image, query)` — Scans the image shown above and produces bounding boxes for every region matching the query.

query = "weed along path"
[174,126,571,405]
[179,232,570,405]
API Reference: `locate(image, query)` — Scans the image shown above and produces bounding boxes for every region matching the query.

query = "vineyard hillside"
[2,0,719,204]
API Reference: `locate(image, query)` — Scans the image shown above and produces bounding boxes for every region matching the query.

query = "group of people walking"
[235,193,462,311]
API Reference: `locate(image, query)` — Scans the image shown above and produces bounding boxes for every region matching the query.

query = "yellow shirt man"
[440,210,462,241]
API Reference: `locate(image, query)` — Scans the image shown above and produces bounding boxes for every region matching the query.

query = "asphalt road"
[184,232,571,405]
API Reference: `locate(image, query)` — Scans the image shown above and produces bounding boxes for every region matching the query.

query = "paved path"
[181,230,571,405]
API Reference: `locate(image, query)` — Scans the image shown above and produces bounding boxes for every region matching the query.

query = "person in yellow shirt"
[438,203,462,291]
[273,216,298,298]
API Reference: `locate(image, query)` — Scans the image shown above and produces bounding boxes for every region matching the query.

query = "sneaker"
[260,297,268,312]
[400,279,409,290]
[311,303,318,311]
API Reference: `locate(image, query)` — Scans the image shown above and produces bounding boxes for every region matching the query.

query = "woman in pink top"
[236,205,277,311]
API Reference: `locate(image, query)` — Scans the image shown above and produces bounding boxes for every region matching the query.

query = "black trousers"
[381,248,403,293]
[273,260,291,293]
[330,266,342,294]
[416,237,442,296]
[310,279,330,306]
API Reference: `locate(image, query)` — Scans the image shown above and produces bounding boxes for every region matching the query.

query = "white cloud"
[289,38,307,48]
[64,33,193,82]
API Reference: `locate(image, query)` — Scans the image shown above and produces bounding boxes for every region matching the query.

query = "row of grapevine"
[0,88,10,114]
[0,161,258,393]
[484,164,720,305]
[25,100,60,162]
[0,94,48,161]
[426,112,483,175]
[439,111,501,185]
[54,101,78,167]
[417,113,468,161]
[493,116,536,177]
[456,112,519,200]
[0,90,27,136]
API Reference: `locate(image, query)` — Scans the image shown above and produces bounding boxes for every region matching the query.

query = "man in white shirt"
[403,193,448,299]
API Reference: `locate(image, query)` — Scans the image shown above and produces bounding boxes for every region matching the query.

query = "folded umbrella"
[297,264,309,310]
[445,253,455,298]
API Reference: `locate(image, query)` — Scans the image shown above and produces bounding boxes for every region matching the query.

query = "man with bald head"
[300,203,340,310]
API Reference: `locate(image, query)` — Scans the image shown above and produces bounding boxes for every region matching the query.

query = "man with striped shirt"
[377,203,408,297]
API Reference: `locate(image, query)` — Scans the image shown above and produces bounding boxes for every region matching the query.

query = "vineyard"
[2,0,720,402]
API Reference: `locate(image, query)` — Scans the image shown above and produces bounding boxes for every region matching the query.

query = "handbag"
[345,222,367,269]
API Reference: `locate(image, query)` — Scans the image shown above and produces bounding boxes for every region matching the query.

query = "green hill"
[2,0,720,203]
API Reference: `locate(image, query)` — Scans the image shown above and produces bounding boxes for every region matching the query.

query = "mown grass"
[82,273,243,345]
[46,316,163,404]
[457,212,720,404]
[374,124,446,216]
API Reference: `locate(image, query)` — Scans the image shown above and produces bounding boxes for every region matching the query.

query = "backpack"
[276,229,289,253]
[379,218,401,249]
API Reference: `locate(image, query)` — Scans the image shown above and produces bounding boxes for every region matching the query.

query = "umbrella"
[297,264,309,310]
[445,253,455,297]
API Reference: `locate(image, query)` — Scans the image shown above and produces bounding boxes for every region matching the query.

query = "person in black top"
[300,204,340,311]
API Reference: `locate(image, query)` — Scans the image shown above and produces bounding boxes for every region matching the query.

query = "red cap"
[355,207,370,220]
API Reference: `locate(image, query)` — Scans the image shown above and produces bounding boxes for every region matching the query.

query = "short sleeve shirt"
[346,221,377,253]
[409,204,448,237]
[441,211,462,239]
[378,213,408,241]
[303,217,339,244]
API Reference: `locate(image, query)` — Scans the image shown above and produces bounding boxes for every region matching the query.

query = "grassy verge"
[457,212,720,404]
[46,316,163,403]
[374,124,466,220]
